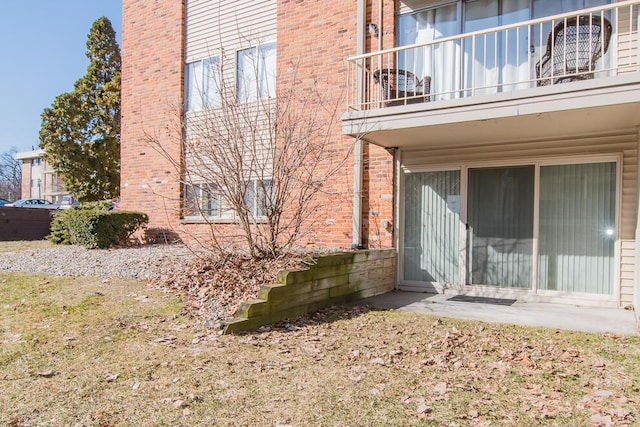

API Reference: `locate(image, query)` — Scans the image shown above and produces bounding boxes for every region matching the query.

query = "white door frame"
[396,153,621,305]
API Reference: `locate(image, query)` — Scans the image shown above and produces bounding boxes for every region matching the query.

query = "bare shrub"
[146,50,352,259]
[0,147,21,201]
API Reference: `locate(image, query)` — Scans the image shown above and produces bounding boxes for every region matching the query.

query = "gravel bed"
[0,244,197,280]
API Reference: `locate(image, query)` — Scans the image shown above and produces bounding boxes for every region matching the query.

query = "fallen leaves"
[369,357,385,366]
[416,402,431,415]
[104,373,119,382]
[3,266,639,426]
[592,359,607,368]
[155,336,177,347]
[591,413,614,426]
[433,382,448,395]
[150,253,309,322]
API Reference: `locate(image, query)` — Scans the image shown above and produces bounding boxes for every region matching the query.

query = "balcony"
[347,2,639,111]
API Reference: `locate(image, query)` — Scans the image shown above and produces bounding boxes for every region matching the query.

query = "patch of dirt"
[150,253,312,323]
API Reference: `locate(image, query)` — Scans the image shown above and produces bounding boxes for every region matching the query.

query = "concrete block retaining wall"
[223,249,396,334]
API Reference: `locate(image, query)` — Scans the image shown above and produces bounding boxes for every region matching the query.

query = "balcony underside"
[342,74,640,150]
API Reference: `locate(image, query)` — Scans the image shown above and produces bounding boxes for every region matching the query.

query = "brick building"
[15,149,70,203]
[121,0,394,249]
[121,0,640,314]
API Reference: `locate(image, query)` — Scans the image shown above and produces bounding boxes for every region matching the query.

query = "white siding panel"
[183,1,278,217]
[615,3,639,74]
[185,0,277,62]
[620,239,636,305]
[401,131,638,305]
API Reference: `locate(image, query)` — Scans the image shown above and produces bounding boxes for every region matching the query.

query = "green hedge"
[48,204,148,249]
[49,203,101,245]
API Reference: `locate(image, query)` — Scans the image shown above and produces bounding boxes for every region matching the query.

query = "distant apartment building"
[14,149,69,203]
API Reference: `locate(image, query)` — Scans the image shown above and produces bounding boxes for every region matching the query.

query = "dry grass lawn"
[1,272,639,426]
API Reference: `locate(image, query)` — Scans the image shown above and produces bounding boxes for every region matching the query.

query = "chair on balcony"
[373,69,431,106]
[536,15,612,86]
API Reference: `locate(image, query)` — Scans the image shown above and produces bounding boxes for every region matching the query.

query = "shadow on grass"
[239,303,389,336]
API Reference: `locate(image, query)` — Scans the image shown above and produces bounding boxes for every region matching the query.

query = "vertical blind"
[403,170,461,283]
[538,162,615,294]
[467,166,534,288]
[403,162,615,295]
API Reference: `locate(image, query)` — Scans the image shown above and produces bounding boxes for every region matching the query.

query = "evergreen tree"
[40,17,121,202]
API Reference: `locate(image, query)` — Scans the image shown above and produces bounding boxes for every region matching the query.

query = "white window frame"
[183,179,274,222]
[244,179,273,218]
[184,182,223,219]
[185,55,221,112]
[236,41,277,103]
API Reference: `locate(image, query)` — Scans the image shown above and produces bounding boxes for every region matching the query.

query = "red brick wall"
[362,0,396,248]
[277,0,355,248]
[121,0,396,249]
[120,0,184,239]
[277,0,395,249]
[362,144,395,248]
[20,162,30,199]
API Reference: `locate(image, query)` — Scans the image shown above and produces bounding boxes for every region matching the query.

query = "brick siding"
[120,0,396,250]
[120,0,184,240]
[20,162,30,199]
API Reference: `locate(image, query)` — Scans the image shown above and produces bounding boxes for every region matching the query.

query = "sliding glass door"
[463,0,531,95]
[467,166,534,287]
[402,160,616,296]
[396,0,612,97]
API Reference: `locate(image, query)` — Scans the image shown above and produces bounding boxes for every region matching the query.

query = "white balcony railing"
[347,1,640,111]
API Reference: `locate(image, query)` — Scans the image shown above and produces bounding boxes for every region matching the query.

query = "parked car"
[4,199,58,208]
[59,195,81,209]
[0,198,10,206]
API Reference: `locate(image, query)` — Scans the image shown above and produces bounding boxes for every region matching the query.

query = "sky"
[0,1,122,156]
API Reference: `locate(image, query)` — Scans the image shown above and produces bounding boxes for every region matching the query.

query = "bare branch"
[0,147,22,201]
[145,50,352,259]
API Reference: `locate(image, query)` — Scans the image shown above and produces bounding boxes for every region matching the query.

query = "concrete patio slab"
[359,291,639,335]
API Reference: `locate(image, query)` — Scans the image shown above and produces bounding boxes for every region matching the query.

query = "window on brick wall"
[183,179,273,220]
[244,179,273,218]
[237,42,276,102]
[185,55,221,111]
[184,182,223,218]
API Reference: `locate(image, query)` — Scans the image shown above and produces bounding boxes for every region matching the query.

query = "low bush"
[49,202,110,245]
[48,209,79,245]
[48,203,148,248]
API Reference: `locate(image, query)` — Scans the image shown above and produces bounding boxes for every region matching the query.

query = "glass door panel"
[403,170,461,283]
[538,162,615,294]
[467,166,534,287]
